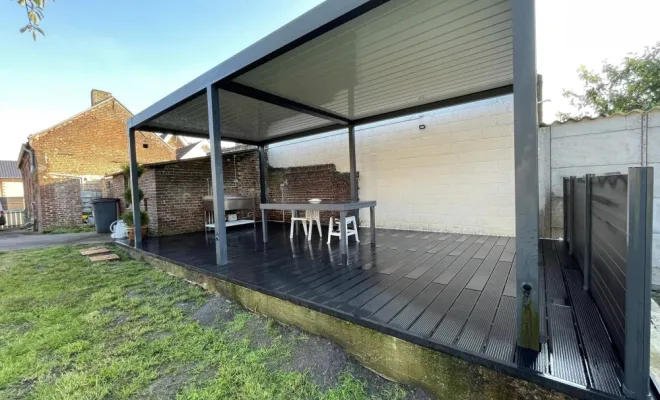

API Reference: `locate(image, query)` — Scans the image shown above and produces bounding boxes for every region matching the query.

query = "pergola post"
[513,0,540,351]
[207,85,228,265]
[127,127,142,247]
[623,167,652,400]
[348,125,359,225]
[258,145,268,204]
[258,145,269,240]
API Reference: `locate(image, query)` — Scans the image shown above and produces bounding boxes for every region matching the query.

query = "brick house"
[18,89,176,231]
[0,160,24,210]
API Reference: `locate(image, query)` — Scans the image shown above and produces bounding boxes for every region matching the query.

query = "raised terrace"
[118,224,624,399]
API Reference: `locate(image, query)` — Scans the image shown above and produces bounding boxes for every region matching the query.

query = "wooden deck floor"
[125,223,624,398]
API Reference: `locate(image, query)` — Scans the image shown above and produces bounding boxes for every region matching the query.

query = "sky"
[1,0,659,161]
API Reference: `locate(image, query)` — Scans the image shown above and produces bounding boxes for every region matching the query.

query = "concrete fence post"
[623,167,653,399]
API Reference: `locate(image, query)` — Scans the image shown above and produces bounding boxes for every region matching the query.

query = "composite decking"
[123,223,624,398]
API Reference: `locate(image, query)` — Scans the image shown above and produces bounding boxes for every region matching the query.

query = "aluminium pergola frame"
[127,0,539,351]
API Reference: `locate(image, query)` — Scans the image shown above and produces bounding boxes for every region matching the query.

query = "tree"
[14,0,52,40]
[557,42,660,121]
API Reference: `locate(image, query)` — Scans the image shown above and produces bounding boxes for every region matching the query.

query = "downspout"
[22,144,37,229]
[24,145,36,174]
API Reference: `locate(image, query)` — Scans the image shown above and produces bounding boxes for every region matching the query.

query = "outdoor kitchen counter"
[259,201,377,254]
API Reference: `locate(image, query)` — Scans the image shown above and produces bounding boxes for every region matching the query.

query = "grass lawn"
[42,225,96,234]
[0,246,422,400]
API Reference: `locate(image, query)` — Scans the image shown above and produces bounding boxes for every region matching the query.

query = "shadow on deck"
[118,223,624,399]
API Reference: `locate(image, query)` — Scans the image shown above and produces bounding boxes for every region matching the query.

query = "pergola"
[126,0,540,350]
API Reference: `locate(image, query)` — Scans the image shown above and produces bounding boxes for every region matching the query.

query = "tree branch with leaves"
[15,0,51,40]
[558,42,660,122]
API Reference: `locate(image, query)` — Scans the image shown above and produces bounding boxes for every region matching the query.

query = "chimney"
[91,89,112,106]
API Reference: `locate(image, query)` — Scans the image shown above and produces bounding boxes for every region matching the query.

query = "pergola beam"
[221,82,351,125]
[513,0,540,351]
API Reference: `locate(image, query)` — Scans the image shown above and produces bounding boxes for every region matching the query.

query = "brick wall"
[223,152,261,220]
[91,89,113,106]
[102,173,125,214]
[265,163,352,224]
[29,99,175,178]
[145,153,260,236]
[267,95,515,236]
[39,179,82,229]
[140,169,158,233]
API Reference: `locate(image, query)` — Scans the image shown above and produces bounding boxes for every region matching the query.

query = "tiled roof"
[0,160,21,179]
[175,142,199,159]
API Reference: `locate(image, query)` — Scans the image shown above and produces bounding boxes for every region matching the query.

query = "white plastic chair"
[305,210,322,240]
[327,216,359,244]
[290,210,308,238]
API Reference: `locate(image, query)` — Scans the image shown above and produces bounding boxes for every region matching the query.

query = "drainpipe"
[23,145,36,174]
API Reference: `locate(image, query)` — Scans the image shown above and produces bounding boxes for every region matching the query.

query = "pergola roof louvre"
[130,0,514,145]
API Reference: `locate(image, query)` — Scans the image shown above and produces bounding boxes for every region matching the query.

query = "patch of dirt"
[127,290,144,300]
[175,301,198,316]
[140,370,192,400]
[139,364,216,400]
[192,296,240,327]
[110,314,129,327]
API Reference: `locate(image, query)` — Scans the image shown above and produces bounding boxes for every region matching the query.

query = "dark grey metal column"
[258,145,268,232]
[348,125,359,227]
[339,210,348,255]
[623,166,653,400]
[348,126,358,202]
[568,176,576,255]
[258,145,268,204]
[207,85,228,266]
[583,174,594,290]
[513,0,540,351]
[563,177,569,242]
[127,127,142,247]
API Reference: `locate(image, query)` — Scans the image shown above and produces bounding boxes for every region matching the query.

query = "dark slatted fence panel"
[573,177,586,268]
[590,174,627,360]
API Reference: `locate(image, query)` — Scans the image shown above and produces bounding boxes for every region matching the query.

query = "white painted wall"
[1,181,23,197]
[268,95,515,236]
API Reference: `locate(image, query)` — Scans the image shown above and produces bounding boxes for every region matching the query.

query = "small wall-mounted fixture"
[418,124,426,130]
[142,143,149,149]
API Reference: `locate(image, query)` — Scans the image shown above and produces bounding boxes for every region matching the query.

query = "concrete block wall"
[646,109,660,286]
[549,112,643,238]
[545,108,660,286]
[268,95,515,236]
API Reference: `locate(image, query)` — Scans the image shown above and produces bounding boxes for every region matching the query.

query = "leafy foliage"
[558,42,660,121]
[15,0,52,40]
[120,210,150,227]
[123,186,144,205]
[42,225,95,234]
[120,164,145,179]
